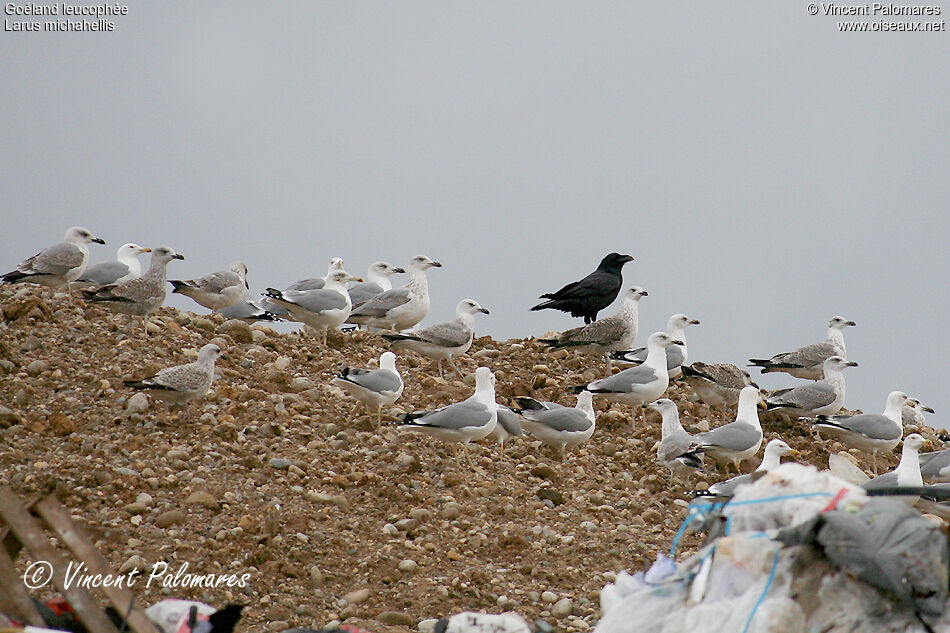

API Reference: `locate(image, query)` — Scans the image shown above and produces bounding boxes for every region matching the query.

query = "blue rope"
[740,545,781,633]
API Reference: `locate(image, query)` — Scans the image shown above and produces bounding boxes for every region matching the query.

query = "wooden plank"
[34,496,161,633]
[0,542,45,626]
[0,486,120,633]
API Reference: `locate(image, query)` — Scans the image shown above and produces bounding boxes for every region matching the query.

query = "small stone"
[145,321,163,335]
[185,491,219,510]
[418,618,440,633]
[409,507,433,522]
[270,457,292,469]
[125,393,149,415]
[165,449,189,461]
[536,488,564,506]
[125,502,149,515]
[48,412,74,436]
[154,510,185,528]
[268,621,290,632]
[377,611,414,627]
[530,465,558,480]
[290,376,315,391]
[579,521,597,531]
[552,597,573,618]
[193,318,215,331]
[395,518,419,532]
[344,588,370,604]
[25,360,48,377]
[398,559,418,573]
[217,319,254,343]
[440,502,461,519]
[118,555,148,574]
[382,523,399,536]
[541,591,558,604]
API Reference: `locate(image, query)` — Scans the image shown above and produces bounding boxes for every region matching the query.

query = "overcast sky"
[2,2,947,426]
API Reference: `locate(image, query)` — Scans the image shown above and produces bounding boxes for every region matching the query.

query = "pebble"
[25,360,48,377]
[541,591,558,603]
[552,597,573,618]
[382,523,399,536]
[377,611,414,627]
[418,618,440,633]
[267,621,289,632]
[398,559,418,573]
[125,393,149,415]
[270,458,292,469]
[154,510,185,528]
[185,491,219,510]
[440,502,461,519]
[217,319,253,343]
[344,588,370,605]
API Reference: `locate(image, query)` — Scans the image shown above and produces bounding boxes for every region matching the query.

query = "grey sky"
[2,2,948,426]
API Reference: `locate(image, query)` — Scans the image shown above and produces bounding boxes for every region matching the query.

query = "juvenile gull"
[540,287,647,365]
[707,439,800,497]
[397,367,497,455]
[82,246,184,327]
[648,398,703,480]
[903,397,935,426]
[170,262,248,311]
[610,313,700,378]
[2,226,105,291]
[690,385,767,474]
[331,351,404,424]
[764,356,857,417]
[516,391,596,460]
[218,295,283,323]
[486,404,525,456]
[681,362,758,410]
[863,433,927,505]
[123,343,223,406]
[531,252,634,324]
[263,269,361,344]
[814,390,908,473]
[750,316,855,380]
[77,243,150,286]
[348,254,442,331]
[574,331,683,425]
[347,261,405,312]
[382,299,489,378]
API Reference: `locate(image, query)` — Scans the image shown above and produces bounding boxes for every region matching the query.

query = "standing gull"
[540,287,647,365]
[863,434,928,505]
[750,316,855,380]
[573,331,683,425]
[919,447,950,483]
[681,362,758,410]
[218,295,283,323]
[707,439,800,496]
[903,398,935,427]
[170,262,249,312]
[813,390,908,473]
[610,313,700,378]
[263,269,361,344]
[516,391,596,460]
[648,398,703,480]
[531,252,634,324]
[123,343,223,406]
[285,257,344,291]
[347,261,406,311]
[382,299,489,378]
[764,356,857,417]
[82,246,184,330]
[348,254,442,331]
[397,367,497,457]
[486,404,525,456]
[331,351,404,424]
[77,243,150,286]
[690,385,767,474]
[2,226,105,292]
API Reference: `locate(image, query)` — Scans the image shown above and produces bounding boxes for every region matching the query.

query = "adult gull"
[2,226,105,291]
[863,434,927,505]
[531,252,634,324]
[516,391,596,460]
[486,404,525,456]
[690,385,767,474]
[170,262,249,312]
[749,316,855,380]
[331,351,404,424]
[123,343,223,406]
[347,261,405,311]
[382,299,489,378]
[263,269,361,344]
[707,439,800,496]
[348,254,442,331]
[648,398,703,480]
[813,390,907,473]
[610,313,700,378]
[764,356,856,417]
[77,243,150,286]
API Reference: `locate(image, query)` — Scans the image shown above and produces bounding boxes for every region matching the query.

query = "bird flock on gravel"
[2,228,944,503]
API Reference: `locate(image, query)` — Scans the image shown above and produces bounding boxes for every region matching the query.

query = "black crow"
[530,252,634,324]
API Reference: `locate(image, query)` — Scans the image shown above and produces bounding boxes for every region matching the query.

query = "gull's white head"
[576,390,594,410]
[908,398,935,414]
[474,366,495,393]
[326,269,362,286]
[828,316,856,330]
[823,356,858,373]
[457,299,490,317]
[65,226,105,246]
[117,243,150,259]
[408,254,442,270]
[887,391,910,408]
[327,257,344,271]
[647,398,677,415]
[230,262,249,287]
[369,261,405,277]
[379,351,398,370]
[668,313,701,330]
[626,287,648,300]
[647,331,683,349]
[764,439,800,458]
[740,385,767,409]
[903,433,927,452]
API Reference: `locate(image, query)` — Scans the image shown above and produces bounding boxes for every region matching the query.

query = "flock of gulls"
[2,226,945,502]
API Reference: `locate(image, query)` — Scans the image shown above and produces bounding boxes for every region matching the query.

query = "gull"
[690,385,767,474]
[347,261,406,312]
[382,299,489,378]
[77,243,150,286]
[764,356,857,417]
[261,257,343,317]
[397,367,497,458]
[263,269,361,344]
[574,332,683,425]
[919,447,950,483]
[813,390,908,473]
[2,226,105,295]
[902,397,935,426]
[332,351,404,424]
[610,313,700,378]
[531,252,634,324]
[486,404,525,456]
[123,343,223,406]
[707,439,800,496]
[648,398,703,481]
[348,254,442,331]
[540,287,647,365]
[82,246,185,330]
[749,315,855,380]
[516,391,596,460]
[863,434,928,505]
[218,295,283,323]
[680,362,759,410]
[170,262,249,312]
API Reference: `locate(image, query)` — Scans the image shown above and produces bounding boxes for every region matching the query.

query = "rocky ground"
[0,285,943,633]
